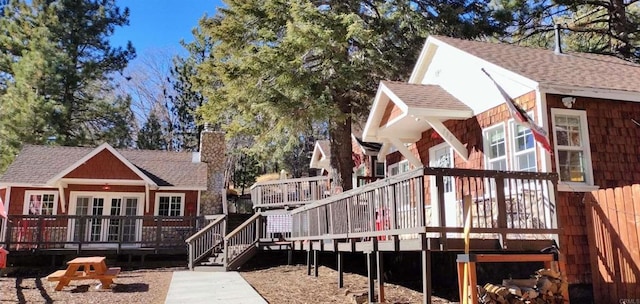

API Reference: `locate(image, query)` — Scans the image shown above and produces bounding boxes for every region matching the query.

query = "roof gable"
[0,144,207,189]
[412,35,640,101]
[63,149,143,180]
[48,143,156,186]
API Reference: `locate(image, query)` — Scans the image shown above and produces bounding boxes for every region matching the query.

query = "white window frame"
[550,108,595,190]
[23,190,58,215]
[483,123,508,171]
[388,160,409,176]
[374,161,385,177]
[154,193,186,217]
[509,113,538,172]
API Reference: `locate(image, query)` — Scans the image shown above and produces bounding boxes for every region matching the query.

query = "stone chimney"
[199,124,226,215]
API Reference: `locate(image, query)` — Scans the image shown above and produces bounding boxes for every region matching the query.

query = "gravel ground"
[242,265,452,304]
[0,268,175,304]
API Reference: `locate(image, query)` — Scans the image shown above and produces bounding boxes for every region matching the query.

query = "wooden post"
[376,251,385,303]
[306,249,312,276]
[338,252,344,288]
[495,178,507,249]
[367,252,376,303]
[422,249,432,304]
[314,250,319,277]
[435,175,446,246]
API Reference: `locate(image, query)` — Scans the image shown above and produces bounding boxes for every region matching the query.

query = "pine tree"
[0,0,135,171]
[137,111,167,150]
[195,0,510,190]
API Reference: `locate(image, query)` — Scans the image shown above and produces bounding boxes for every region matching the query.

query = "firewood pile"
[476,268,565,304]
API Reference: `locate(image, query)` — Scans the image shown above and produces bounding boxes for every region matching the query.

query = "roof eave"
[539,83,640,102]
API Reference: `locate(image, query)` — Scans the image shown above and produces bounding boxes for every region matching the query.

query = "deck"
[242,167,561,303]
[1,215,209,256]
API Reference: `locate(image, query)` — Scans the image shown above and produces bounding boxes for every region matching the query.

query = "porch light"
[102,184,110,190]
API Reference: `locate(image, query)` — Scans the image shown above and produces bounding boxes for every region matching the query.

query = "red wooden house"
[361,35,640,302]
[0,130,226,255]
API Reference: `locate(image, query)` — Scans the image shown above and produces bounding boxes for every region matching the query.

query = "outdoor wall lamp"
[562,96,576,108]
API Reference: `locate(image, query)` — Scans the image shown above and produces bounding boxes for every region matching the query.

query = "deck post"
[376,251,385,303]
[306,249,312,276]
[422,249,432,304]
[494,177,507,249]
[314,250,319,277]
[367,252,376,303]
[338,252,344,288]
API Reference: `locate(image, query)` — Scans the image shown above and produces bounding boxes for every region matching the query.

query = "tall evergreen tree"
[195,0,511,190]
[137,111,167,150]
[0,0,135,171]
[499,0,640,62]
[169,27,212,151]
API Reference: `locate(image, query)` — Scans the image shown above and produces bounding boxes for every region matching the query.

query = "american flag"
[482,68,552,153]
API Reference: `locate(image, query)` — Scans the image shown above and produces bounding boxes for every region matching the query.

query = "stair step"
[193,265,226,272]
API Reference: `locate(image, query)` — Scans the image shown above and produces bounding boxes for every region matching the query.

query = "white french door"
[429,143,457,227]
[68,192,143,246]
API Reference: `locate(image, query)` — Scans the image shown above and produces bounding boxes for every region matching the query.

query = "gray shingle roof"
[0,145,207,188]
[432,35,640,93]
[381,81,471,111]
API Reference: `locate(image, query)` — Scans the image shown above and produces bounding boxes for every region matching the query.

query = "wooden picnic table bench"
[47,256,121,291]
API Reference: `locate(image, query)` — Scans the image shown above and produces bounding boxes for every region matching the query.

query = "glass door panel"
[89,198,104,242]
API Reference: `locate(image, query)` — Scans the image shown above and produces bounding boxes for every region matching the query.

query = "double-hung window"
[24,191,58,215]
[483,124,507,171]
[551,108,593,186]
[510,121,537,172]
[155,193,185,216]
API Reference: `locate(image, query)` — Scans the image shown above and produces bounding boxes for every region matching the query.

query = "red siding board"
[64,149,142,180]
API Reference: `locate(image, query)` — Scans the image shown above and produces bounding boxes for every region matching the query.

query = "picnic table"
[47,256,121,291]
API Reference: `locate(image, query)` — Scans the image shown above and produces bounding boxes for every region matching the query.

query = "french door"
[69,192,143,245]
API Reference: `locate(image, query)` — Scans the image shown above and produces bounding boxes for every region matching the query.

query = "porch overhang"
[309,140,332,172]
[363,81,473,164]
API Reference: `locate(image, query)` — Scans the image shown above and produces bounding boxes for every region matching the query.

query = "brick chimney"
[199,123,226,215]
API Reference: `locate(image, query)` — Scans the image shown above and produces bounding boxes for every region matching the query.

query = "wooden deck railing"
[2,214,206,252]
[185,215,226,270]
[224,213,263,270]
[250,176,331,209]
[290,168,560,247]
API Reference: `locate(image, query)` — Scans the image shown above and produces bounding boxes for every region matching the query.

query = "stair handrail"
[224,212,262,270]
[186,215,226,270]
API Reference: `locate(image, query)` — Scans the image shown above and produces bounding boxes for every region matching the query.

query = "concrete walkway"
[164,271,267,304]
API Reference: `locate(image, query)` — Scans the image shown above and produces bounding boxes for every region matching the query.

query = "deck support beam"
[376,251,385,303]
[367,252,376,303]
[306,249,312,276]
[338,252,344,288]
[314,250,319,277]
[422,249,432,304]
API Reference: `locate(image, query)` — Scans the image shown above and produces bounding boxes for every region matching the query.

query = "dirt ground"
[242,265,452,304]
[0,265,451,303]
[0,268,174,304]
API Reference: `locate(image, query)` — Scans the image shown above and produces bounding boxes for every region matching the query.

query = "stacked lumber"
[476,268,566,304]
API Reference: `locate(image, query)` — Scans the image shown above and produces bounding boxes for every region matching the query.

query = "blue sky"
[110,0,224,57]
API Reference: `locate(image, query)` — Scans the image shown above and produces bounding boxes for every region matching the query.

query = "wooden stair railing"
[185,215,226,270]
[224,212,263,271]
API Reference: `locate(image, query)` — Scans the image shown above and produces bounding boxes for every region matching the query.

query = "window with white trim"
[23,191,58,215]
[510,121,537,172]
[551,108,593,184]
[155,193,185,216]
[388,160,410,176]
[483,124,507,171]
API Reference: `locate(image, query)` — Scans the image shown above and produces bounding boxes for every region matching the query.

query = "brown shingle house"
[362,35,640,303]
